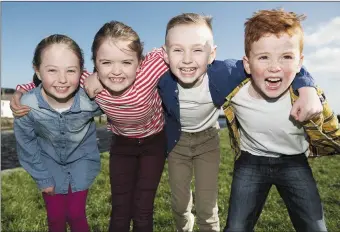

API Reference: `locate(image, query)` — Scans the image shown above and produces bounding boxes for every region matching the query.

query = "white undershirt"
[54,106,71,113]
[178,74,220,133]
[231,81,309,157]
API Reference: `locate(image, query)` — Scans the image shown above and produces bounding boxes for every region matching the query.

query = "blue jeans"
[224,151,327,232]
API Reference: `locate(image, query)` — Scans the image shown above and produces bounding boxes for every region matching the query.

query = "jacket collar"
[34,84,82,113]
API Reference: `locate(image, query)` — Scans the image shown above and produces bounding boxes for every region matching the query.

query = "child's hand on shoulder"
[291,87,322,122]
[42,186,55,196]
[84,72,104,98]
[10,89,31,117]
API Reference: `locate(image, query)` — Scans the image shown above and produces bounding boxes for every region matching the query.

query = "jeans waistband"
[111,129,165,146]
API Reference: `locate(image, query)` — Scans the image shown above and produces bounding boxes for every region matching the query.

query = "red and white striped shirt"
[17,48,169,138]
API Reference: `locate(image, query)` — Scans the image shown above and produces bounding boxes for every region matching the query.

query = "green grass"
[2,129,340,232]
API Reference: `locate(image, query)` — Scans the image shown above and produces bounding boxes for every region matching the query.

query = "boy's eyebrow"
[168,43,206,47]
[250,51,269,56]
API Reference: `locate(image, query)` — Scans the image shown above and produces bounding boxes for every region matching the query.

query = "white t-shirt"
[178,74,220,133]
[54,106,71,113]
[231,81,309,157]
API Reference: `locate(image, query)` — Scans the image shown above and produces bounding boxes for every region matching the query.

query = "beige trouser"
[168,127,220,232]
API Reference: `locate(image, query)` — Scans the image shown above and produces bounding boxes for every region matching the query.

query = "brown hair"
[32,34,84,85]
[244,8,306,57]
[91,21,144,65]
[165,13,213,41]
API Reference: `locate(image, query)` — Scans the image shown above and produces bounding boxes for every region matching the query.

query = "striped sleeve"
[16,82,36,91]
[79,70,92,88]
[139,47,169,81]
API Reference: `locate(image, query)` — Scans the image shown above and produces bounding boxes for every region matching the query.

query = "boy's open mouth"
[265,77,282,89]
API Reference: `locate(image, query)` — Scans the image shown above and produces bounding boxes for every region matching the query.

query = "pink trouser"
[42,185,89,232]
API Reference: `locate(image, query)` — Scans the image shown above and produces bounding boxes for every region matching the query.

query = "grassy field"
[2,129,340,232]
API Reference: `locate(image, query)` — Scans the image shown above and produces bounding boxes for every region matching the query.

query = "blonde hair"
[91,21,144,64]
[165,13,213,42]
[244,8,306,57]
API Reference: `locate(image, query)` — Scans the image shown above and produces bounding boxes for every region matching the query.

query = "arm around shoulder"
[307,88,340,155]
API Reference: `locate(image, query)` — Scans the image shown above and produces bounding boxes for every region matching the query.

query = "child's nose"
[58,74,67,83]
[268,61,281,72]
[182,52,193,64]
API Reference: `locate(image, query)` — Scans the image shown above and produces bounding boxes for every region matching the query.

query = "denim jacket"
[14,85,103,194]
[158,59,316,155]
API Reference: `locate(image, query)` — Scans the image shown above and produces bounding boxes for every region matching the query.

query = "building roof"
[1,88,15,101]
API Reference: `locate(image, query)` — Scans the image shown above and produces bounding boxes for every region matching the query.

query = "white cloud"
[304,17,340,47]
[303,47,340,73]
[303,17,340,114]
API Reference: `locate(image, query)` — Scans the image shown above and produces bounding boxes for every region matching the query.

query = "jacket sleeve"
[291,66,316,91]
[14,113,55,190]
[306,88,340,156]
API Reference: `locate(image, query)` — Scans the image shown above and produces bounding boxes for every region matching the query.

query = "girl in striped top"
[13,21,169,232]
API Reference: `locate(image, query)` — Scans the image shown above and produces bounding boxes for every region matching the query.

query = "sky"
[1,1,340,113]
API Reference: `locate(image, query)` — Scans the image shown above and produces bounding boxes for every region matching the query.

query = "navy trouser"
[224,151,327,232]
[109,130,166,232]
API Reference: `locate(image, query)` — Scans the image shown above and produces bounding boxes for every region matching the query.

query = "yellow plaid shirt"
[222,79,340,159]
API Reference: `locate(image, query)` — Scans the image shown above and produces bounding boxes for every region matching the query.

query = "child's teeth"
[181,68,195,72]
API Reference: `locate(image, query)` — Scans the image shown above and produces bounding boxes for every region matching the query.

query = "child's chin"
[264,90,286,99]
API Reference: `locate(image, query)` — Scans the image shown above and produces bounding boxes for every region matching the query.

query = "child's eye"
[193,49,203,52]
[123,61,132,65]
[173,49,182,52]
[283,55,293,59]
[102,61,111,65]
[259,56,268,60]
[48,69,57,73]
[67,70,76,73]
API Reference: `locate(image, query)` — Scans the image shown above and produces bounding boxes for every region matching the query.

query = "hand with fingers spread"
[10,89,31,117]
[83,72,104,98]
[290,87,323,122]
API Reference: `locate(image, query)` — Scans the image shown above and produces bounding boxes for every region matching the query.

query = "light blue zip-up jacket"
[14,85,103,194]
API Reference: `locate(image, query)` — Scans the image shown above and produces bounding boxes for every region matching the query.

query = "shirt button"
[174,140,177,142]
[61,131,65,135]
[68,172,70,174]
[60,115,63,118]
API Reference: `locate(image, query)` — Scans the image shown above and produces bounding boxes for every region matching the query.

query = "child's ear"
[208,45,217,64]
[243,56,251,75]
[297,54,304,73]
[162,45,170,64]
[136,60,142,72]
[33,66,42,80]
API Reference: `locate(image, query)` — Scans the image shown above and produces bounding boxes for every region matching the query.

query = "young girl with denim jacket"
[14,34,102,232]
